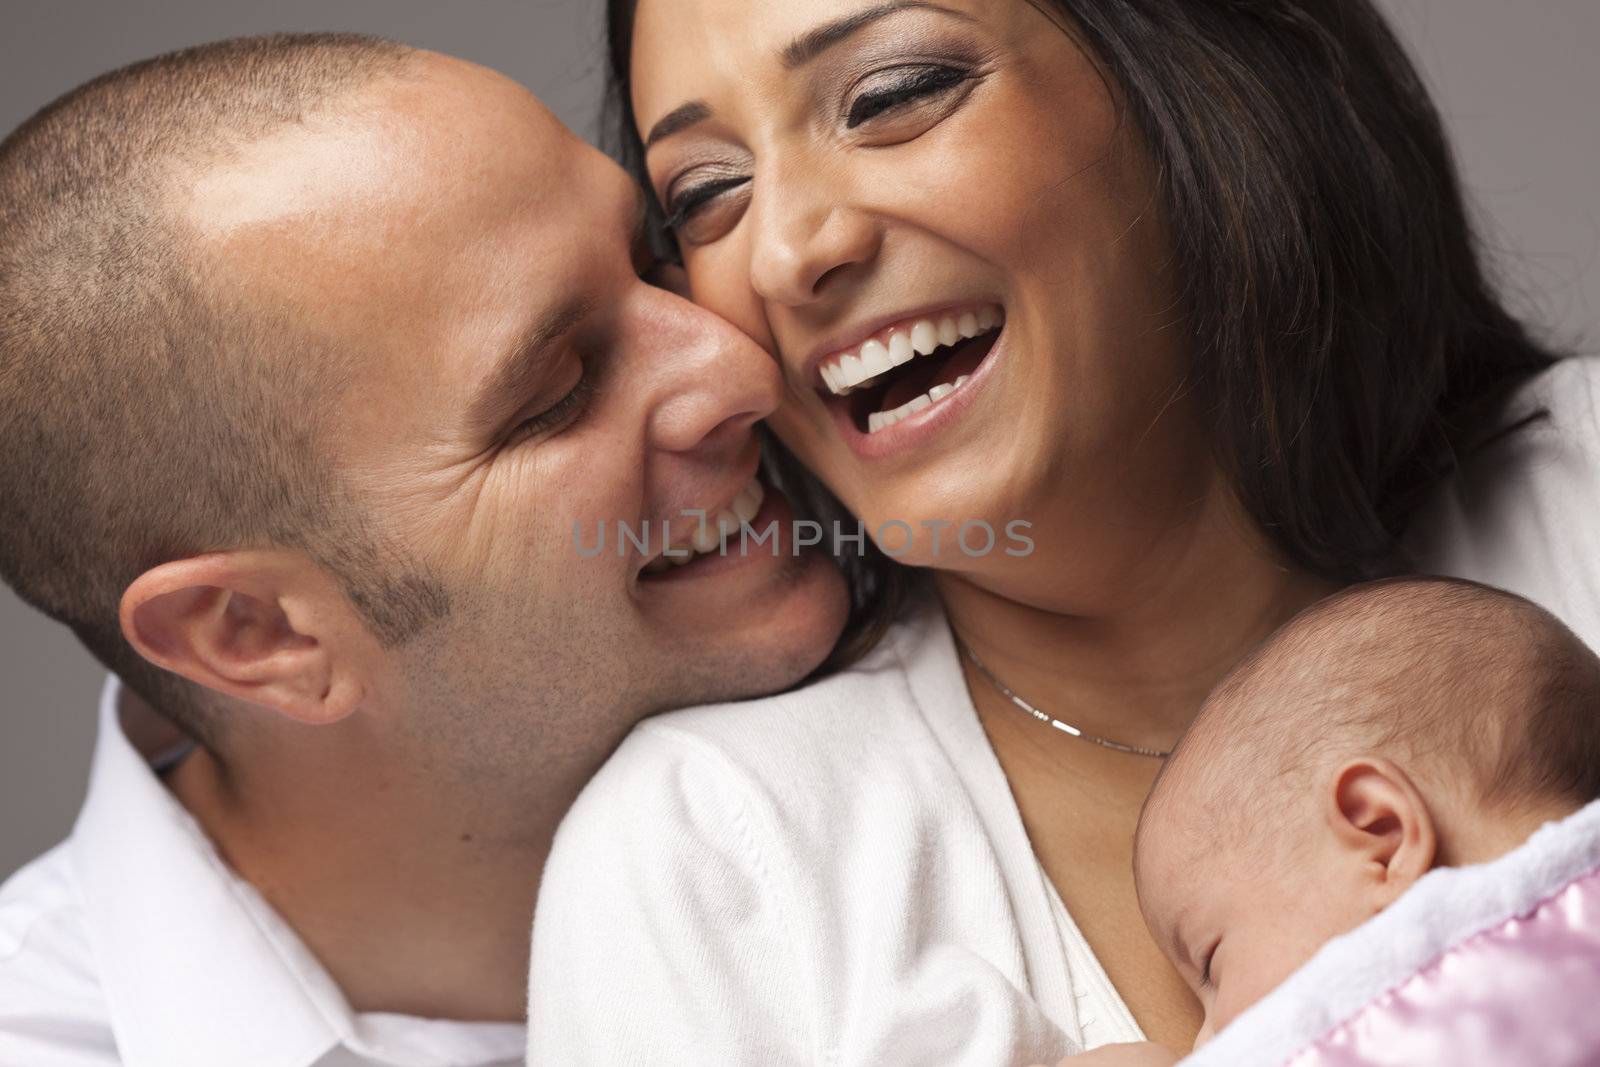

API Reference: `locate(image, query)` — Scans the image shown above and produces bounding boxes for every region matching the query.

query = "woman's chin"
[850,501,1038,575]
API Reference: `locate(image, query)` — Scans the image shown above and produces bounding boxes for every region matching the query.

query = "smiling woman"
[524,0,1598,1061]
[608,0,1562,600]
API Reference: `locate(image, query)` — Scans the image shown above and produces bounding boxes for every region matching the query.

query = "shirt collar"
[68,678,526,1067]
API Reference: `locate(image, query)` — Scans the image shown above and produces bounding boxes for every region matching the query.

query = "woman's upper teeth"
[821,305,1002,396]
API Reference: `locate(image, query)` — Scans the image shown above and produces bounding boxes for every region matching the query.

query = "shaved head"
[0,35,447,743]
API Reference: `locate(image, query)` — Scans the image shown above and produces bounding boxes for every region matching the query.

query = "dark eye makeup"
[846,63,971,128]
[663,175,752,232]
[659,57,979,234]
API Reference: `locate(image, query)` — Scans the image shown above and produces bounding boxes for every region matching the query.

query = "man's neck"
[165,726,554,1022]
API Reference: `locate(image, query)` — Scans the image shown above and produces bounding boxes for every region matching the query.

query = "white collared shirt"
[0,679,526,1067]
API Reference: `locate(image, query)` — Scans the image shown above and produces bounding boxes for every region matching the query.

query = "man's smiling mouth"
[813,305,1004,435]
[640,476,767,576]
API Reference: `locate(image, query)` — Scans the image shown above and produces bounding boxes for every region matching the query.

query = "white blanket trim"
[1181,796,1600,1067]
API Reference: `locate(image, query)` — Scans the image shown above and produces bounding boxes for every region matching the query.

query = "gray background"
[2,0,1596,878]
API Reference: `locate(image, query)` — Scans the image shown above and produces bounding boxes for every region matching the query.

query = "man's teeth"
[823,305,1001,396]
[866,374,971,434]
[642,478,766,574]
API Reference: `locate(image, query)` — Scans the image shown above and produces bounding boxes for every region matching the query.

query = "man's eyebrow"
[781,2,971,69]
[469,294,598,428]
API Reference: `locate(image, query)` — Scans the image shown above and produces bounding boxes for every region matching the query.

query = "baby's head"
[1134,577,1600,1044]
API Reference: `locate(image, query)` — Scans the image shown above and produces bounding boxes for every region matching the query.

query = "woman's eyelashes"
[659,61,980,240]
[663,175,750,233]
[845,63,972,129]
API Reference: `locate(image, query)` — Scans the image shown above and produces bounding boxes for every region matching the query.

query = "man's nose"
[747,162,881,308]
[632,284,780,456]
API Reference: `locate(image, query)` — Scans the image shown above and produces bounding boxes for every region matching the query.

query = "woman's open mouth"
[815,305,1004,436]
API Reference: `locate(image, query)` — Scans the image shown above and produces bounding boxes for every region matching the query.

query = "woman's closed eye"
[845,63,974,129]
[660,60,983,243]
[663,174,750,234]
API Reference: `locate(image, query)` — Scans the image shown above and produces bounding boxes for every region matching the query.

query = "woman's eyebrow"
[645,101,711,150]
[781,1,973,69]
[643,1,975,151]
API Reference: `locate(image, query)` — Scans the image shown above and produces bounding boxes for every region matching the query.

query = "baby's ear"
[1325,757,1438,909]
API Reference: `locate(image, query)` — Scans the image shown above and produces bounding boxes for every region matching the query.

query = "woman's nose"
[747,180,881,308]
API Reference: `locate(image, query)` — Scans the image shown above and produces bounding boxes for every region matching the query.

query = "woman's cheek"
[768,403,841,483]
[684,243,774,354]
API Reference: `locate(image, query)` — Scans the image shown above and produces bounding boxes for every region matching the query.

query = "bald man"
[0,34,846,1066]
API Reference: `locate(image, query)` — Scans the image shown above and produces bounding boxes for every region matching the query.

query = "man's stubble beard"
[384,551,825,806]
[639,548,835,712]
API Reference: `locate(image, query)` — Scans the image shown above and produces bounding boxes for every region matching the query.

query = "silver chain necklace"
[958,640,1172,759]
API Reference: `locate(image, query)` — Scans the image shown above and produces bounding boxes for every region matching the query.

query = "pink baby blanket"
[1181,798,1600,1067]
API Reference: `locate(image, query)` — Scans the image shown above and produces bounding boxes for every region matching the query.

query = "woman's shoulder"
[1506,354,1600,439]
[597,593,957,806]
[551,594,962,851]
[1408,355,1600,650]
[1421,355,1600,513]
[533,596,1076,1066]
[537,591,1011,934]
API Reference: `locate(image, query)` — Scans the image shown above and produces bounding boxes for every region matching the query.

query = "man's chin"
[649,547,851,711]
[632,479,854,694]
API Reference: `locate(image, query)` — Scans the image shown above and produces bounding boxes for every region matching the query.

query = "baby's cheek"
[1211,930,1322,1034]
[1208,969,1270,1037]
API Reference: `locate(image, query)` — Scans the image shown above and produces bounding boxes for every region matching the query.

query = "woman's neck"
[937,484,1341,760]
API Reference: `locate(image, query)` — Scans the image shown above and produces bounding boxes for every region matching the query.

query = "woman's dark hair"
[605,0,1567,664]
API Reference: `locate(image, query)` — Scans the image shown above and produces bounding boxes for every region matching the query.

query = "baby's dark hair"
[1154,577,1600,836]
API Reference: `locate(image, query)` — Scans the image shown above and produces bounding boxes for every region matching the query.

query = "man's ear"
[1325,757,1438,910]
[119,550,376,727]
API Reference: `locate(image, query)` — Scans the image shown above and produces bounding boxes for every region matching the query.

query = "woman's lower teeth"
[867,374,971,434]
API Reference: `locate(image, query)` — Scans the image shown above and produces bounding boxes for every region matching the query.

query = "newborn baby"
[1072,576,1600,1065]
